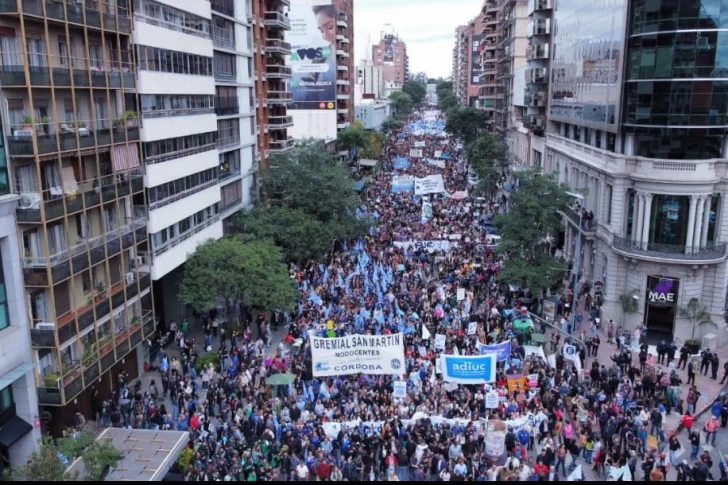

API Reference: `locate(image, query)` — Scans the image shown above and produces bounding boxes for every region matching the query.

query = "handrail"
[612,235,728,261]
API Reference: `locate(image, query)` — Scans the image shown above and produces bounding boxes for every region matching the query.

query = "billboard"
[287,0,337,110]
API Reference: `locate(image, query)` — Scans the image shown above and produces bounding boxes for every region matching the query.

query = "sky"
[353,0,484,79]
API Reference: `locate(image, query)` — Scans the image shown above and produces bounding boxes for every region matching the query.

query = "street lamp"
[565,191,584,343]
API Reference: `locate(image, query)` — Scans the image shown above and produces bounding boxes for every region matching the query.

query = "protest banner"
[421,199,433,223]
[447,190,469,200]
[478,341,511,362]
[457,288,466,301]
[393,381,407,399]
[409,148,423,158]
[426,158,446,169]
[394,240,453,253]
[414,174,445,195]
[391,175,414,193]
[311,333,406,377]
[434,150,443,158]
[434,334,446,350]
[467,322,477,335]
[527,373,539,387]
[442,354,496,384]
[414,141,426,147]
[393,157,410,170]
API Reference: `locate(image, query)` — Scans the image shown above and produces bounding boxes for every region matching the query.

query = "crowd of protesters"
[83,108,728,482]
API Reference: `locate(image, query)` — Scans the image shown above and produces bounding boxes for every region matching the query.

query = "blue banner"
[442,354,496,384]
[478,341,511,362]
[393,157,410,170]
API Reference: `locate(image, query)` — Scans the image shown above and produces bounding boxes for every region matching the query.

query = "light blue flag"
[324,304,332,319]
[322,267,329,283]
[302,279,309,292]
[302,382,309,403]
[397,317,405,333]
[297,302,303,315]
[364,277,370,295]
[319,381,331,399]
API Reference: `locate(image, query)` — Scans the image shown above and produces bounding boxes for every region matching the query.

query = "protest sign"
[478,341,511,362]
[393,157,410,170]
[467,322,477,335]
[485,391,499,409]
[506,376,528,393]
[409,148,423,158]
[391,175,414,193]
[434,334,446,350]
[447,190,469,200]
[527,373,539,387]
[426,158,446,169]
[394,240,453,253]
[421,199,433,223]
[457,288,466,301]
[442,354,496,384]
[414,141,426,147]
[414,174,445,195]
[311,333,406,377]
[393,381,407,399]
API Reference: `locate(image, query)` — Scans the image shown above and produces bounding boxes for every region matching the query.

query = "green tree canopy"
[439,93,458,111]
[361,129,384,159]
[380,118,404,134]
[494,169,573,296]
[445,106,488,146]
[402,80,426,105]
[180,238,297,313]
[389,91,413,118]
[337,123,368,155]
[466,132,510,197]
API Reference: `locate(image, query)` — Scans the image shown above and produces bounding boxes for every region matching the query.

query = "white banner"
[434,150,443,158]
[434,334,446,350]
[393,381,407,399]
[467,322,477,335]
[414,141,426,148]
[414,174,445,195]
[421,199,433,223]
[310,334,406,377]
[485,391,499,408]
[457,288,465,301]
[426,158,446,169]
[391,175,414,193]
[394,240,454,253]
[446,190,469,200]
[410,148,423,158]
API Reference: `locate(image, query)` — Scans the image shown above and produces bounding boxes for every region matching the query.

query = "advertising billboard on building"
[287,0,337,110]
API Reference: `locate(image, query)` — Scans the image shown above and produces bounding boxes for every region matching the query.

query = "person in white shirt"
[295,462,309,480]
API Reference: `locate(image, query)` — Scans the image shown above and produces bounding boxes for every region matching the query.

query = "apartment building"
[371,30,408,90]
[0,0,154,433]
[133,0,222,327]
[453,25,469,105]
[357,58,384,100]
[252,0,294,161]
[478,0,499,130]
[210,0,257,227]
[0,192,41,473]
[545,0,728,346]
[523,0,552,168]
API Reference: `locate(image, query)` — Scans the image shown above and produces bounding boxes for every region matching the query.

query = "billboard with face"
[287,0,337,110]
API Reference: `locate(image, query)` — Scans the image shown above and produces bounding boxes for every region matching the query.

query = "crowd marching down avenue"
[101,107,728,482]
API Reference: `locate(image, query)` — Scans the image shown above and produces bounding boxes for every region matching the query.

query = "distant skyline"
[353,0,483,79]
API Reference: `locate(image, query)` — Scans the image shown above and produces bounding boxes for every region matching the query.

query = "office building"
[372,30,408,89]
[478,0,499,130]
[252,0,294,161]
[0,192,41,474]
[545,0,728,346]
[453,17,485,108]
[522,0,552,168]
[453,25,469,104]
[0,0,155,433]
[357,58,385,100]
[354,101,391,130]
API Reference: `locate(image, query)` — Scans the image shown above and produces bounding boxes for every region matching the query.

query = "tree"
[618,290,640,330]
[495,169,573,296]
[466,132,510,197]
[679,297,714,342]
[380,118,404,134]
[389,91,413,118]
[439,93,458,111]
[445,106,488,146]
[180,238,297,314]
[337,123,368,156]
[5,436,72,481]
[361,129,384,159]
[402,80,426,105]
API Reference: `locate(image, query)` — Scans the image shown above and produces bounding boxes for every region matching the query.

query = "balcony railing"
[0,0,131,34]
[269,138,294,151]
[212,30,236,50]
[267,115,293,130]
[214,71,237,82]
[217,125,240,149]
[266,64,292,78]
[561,207,596,232]
[215,96,239,116]
[612,236,728,262]
[7,116,139,157]
[266,38,291,54]
[267,90,293,104]
[264,11,291,30]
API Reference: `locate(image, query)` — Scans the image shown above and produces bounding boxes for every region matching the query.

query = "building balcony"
[219,196,243,216]
[524,91,547,107]
[337,64,348,71]
[336,13,348,28]
[266,64,292,79]
[0,0,132,34]
[337,92,348,100]
[529,0,552,13]
[336,34,350,43]
[7,117,139,157]
[217,125,241,150]
[264,11,291,30]
[611,236,728,264]
[215,96,239,116]
[22,211,147,288]
[336,79,350,85]
[267,115,293,130]
[211,0,234,17]
[269,138,294,152]
[214,71,237,83]
[527,43,550,61]
[336,48,350,58]
[17,168,144,225]
[213,32,236,51]
[560,207,597,233]
[266,39,291,55]
[267,90,293,104]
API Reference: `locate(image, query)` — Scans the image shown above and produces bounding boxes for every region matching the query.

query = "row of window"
[136,45,213,76]
[134,0,211,38]
[143,131,217,163]
[151,203,220,252]
[141,95,214,115]
[147,167,217,206]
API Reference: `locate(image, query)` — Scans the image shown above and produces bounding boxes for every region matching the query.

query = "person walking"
[721,361,728,384]
[711,353,720,380]
[704,414,720,446]
[687,360,696,386]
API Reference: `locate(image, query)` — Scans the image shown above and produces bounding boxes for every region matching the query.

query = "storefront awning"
[358,159,378,168]
[0,416,33,450]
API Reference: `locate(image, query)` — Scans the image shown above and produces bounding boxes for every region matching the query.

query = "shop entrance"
[644,275,679,344]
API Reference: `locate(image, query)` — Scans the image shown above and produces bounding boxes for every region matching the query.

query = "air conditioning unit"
[19,192,41,209]
[36,322,56,331]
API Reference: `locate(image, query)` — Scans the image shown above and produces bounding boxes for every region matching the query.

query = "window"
[0,385,13,415]
[214,51,235,78]
[147,167,217,208]
[152,203,218,253]
[140,94,214,117]
[143,131,217,163]
[136,45,212,76]
[0,250,8,331]
[133,0,211,37]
